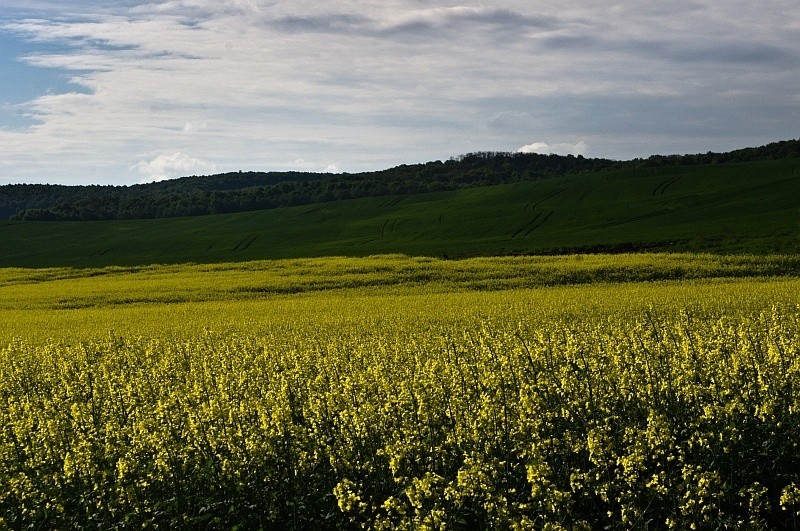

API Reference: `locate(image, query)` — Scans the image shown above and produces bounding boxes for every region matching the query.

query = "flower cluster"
[0,301,797,528]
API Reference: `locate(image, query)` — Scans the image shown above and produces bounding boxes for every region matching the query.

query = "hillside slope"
[3,138,799,222]
[0,152,615,221]
[0,158,797,267]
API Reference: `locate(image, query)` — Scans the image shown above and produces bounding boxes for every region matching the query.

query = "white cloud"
[324,163,340,173]
[518,141,588,156]
[517,142,549,153]
[135,152,216,182]
[182,122,207,133]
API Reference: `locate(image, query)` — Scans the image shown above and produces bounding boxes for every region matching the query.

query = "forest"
[2,139,798,221]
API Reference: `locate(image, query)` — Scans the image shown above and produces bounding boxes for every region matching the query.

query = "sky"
[1,1,799,185]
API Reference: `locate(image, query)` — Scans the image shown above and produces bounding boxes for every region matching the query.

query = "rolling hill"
[3,139,799,222]
[0,157,797,268]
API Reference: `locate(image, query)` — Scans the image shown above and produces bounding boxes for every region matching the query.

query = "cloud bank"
[0,1,798,184]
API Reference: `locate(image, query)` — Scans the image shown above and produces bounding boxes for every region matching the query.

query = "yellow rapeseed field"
[0,254,798,528]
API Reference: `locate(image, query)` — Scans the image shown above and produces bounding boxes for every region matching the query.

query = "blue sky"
[1,1,799,185]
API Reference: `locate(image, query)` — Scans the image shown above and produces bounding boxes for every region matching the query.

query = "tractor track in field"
[511,210,554,239]
[511,214,540,239]
[232,234,257,251]
[381,218,399,235]
[515,188,562,239]
[591,175,796,231]
[384,196,406,207]
[524,189,564,213]
[594,208,675,229]
[686,177,797,210]
[524,211,554,237]
[652,177,682,196]
[347,237,379,247]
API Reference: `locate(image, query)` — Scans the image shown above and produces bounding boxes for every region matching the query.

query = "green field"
[1,158,798,268]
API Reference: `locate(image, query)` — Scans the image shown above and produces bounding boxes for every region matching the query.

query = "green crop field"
[1,158,798,268]
[1,254,799,528]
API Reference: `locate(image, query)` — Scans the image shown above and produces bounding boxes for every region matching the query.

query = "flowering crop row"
[1,293,798,528]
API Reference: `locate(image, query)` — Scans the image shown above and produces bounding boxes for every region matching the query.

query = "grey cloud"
[440,8,557,30]
[665,41,798,66]
[272,14,372,34]
[128,1,277,23]
[381,8,559,38]
[270,7,558,39]
[539,34,599,50]
[84,38,138,52]
[483,95,800,160]
[538,32,798,67]
[479,92,800,141]
[378,19,436,37]
[623,38,797,66]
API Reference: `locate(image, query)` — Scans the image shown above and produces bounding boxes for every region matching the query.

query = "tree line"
[1,152,614,221]
[2,139,798,221]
